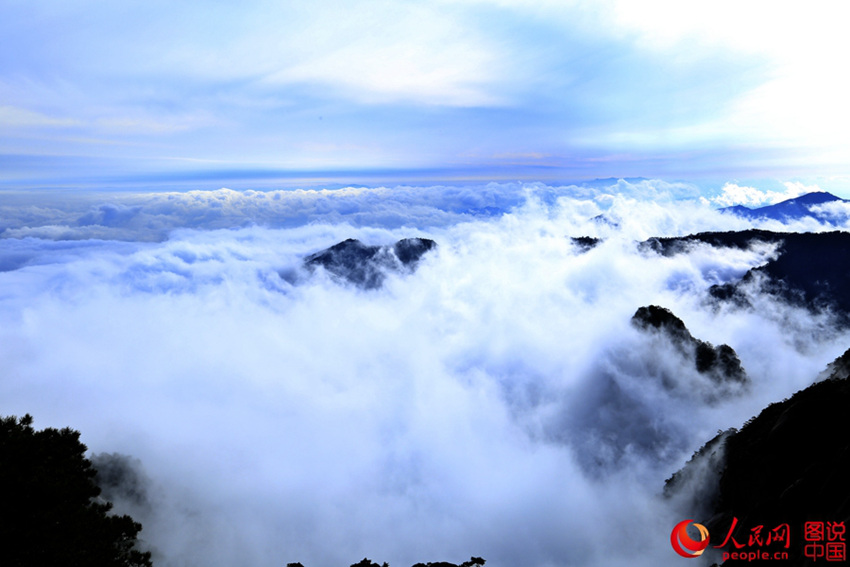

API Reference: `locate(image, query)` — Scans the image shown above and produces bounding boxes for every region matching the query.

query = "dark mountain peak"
[632,305,748,386]
[304,237,437,289]
[785,191,843,205]
[632,305,689,336]
[563,306,748,474]
[570,236,601,252]
[723,204,755,214]
[392,237,437,267]
[591,214,619,228]
[323,238,374,254]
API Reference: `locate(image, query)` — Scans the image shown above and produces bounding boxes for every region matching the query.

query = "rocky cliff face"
[559,305,750,475]
[632,305,748,387]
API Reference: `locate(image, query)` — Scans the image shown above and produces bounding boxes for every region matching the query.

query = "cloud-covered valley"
[1,180,848,566]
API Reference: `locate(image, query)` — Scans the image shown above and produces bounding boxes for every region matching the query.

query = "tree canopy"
[0,414,152,567]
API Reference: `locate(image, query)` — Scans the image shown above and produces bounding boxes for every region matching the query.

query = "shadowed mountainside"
[561,305,749,475]
[665,349,850,565]
[642,230,850,322]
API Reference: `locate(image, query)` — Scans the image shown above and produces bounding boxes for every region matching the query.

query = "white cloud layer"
[2,180,842,246]
[1,184,848,566]
[709,181,820,208]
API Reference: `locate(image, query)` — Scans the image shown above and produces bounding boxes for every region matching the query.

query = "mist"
[1,181,847,566]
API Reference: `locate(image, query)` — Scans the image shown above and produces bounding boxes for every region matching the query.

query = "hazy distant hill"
[720,191,847,223]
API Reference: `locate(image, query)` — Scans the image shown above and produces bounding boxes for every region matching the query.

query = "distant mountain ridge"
[720,191,848,223]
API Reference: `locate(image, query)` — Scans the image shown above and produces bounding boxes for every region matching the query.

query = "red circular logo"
[671,519,710,558]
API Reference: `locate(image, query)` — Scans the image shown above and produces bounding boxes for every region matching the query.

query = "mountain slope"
[303,238,436,289]
[632,305,747,387]
[720,192,847,223]
[665,350,850,565]
[642,230,850,322]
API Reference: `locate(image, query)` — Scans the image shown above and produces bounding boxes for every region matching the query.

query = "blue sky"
[2,1,850,189]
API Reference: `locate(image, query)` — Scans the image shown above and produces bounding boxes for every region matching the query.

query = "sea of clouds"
[1,179,848,566]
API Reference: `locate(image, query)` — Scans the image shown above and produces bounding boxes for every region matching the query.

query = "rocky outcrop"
[632,305,748,387]
[570,236,601,252]
[304,238,436,289]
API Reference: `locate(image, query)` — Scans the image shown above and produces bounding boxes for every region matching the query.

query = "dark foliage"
[0,414,152,567]
[667,349,850,565]
[412,557,486,567]
[304,238,437,289]
[92,453,151,509]
[663,428,736,519]
[349,559,388,567]
[284,556,484,567]
[823,347,850,381]
[713,370,850,526]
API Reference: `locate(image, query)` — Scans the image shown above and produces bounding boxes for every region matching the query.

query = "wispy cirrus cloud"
[0,105,81,128]
[1,1,849,185]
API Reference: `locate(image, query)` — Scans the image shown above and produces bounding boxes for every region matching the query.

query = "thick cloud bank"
[1,181,848,566]
[0,178,730,242]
